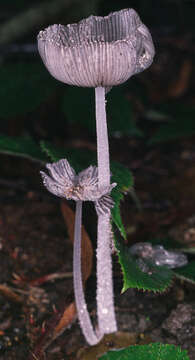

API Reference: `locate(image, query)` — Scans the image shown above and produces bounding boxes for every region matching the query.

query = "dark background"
[0,1,195,359]
[1,0,195,144]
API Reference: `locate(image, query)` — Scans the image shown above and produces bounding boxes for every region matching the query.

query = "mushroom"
[40,160,116,344]
[38,8,155,345]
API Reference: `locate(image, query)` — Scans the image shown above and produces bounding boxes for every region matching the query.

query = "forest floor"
[0,132,195,359]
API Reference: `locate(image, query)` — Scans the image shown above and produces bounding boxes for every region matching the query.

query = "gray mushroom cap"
[37,8,155,88]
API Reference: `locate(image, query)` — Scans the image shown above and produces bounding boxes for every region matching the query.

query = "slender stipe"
[95,87,117,335]
[73,200,100,345]
[95,87,110,188]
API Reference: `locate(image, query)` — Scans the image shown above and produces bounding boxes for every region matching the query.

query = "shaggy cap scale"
[38,8,155,87]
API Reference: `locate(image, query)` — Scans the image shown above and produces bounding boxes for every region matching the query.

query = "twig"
[0,284,23,303]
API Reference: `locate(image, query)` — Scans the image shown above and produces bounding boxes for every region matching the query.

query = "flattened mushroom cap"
[37,8,155,88]
[40,159,116,214]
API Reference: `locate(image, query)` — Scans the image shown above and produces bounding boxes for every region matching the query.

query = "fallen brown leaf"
[53,302,77,337]
[60,200,93,282]
[77,332,138,360]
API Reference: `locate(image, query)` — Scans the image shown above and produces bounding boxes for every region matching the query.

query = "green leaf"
[174,261,195,285]
[111,189,127,240]
[110,161,134,239]
[0,135,47,162]
[62,86,142,137]
[40,140,96,172]
[149,103,195,144]
[115,240,173,293]
[99,343,189,360]
[0,62,57,117]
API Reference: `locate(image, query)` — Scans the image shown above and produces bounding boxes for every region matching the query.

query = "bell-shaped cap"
[38,8,155,87]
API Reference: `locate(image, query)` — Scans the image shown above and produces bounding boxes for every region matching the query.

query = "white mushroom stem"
[73,200,100,345]
[95,86,117,335]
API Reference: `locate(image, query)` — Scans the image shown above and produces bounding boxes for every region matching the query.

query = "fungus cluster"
[38,8,154,345]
